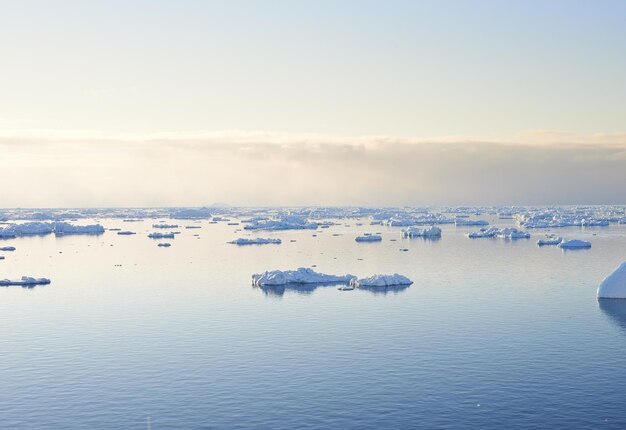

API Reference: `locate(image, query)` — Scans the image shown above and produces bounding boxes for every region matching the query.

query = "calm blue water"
[1,217,626,429]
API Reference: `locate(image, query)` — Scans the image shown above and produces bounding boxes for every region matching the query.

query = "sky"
[1,0,625,207]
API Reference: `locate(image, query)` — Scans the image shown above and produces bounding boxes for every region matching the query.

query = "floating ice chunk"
[455,219,489,226]
[598,262,626,299]
[117,231,136,235]
[349,274,413,287]
[559,239,591,249]
[537,235,563,246]
[355,234,382,242]
[468,227,500,238]
[402,226,441,238]
[170,208,212,219]
[0,222,53,237]
[0,256,4,260]
[0,276,51,286]
[53,222,105,235]
[229,238,282,245]
[0,246,16,251]
[157,243,171,247]
[244,215,318,231]
[252,267,354,286]
[495,228,530,239]
[152,224,179,229]
[148,232,176,239]
[338,285,355,291]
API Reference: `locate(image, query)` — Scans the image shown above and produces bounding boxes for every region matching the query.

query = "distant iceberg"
[157,243,171,247]
[152,224,179,229]
[252,267,354,287]
[0,222,53,238]
[53,222,105,236]
[598,262,626,299]
[117,231,136,235]
[468,227,500,238]
[170,208,212,219]
[148,232,176,239]
[495,228,530,239]
[349,274,413,287]
[559,239,591,249]
[537,235,562,246]
[355,234,382,242]
[244,215,318,231]
[402,226,441,238]
[456,219,489,226]
[559,238,592,249]
[0,276,51,287]
[0,246,16,251]
[229,238,281,245]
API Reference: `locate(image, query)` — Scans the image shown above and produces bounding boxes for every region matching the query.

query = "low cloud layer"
[1,132,625,207]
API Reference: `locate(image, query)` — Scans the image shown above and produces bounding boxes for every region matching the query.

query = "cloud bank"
[1,131,625,207]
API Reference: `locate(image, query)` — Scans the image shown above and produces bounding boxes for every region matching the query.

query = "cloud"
[0,131,625,207]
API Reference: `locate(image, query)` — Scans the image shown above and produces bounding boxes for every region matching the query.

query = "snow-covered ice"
[598,262,626,299]
[559,239,592,249]
[402,226,441,238]
[537,235,563,246]
[349,274,413,287]
[252,268,354,287]
[53,222,105,235]
[0,276,51,286]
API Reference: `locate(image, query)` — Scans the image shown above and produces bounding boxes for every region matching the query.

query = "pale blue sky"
[1,0,625,137]
[1,1,625,206]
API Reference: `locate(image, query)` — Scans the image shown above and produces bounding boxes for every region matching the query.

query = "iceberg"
[0,246,16,251]
[252,267,354,287]
[455,219,489,226]
[117,231,136,235]
[148,232,176,239]
[53,222,105,236]
[537,235,562,246]
[349,274,413,287]
[402,226,441,238]
[559,239,591,249]
[229,238,282,245]
[495,228,530,239]
[468,227,500,238]
[0,222,54,237]
[157,243,171,247]
[598,262,626,299]
[170,208,212,219]
[0,276,51,286]
[152,224,179,229]
[355,234,382,242]
[244,215,318,231]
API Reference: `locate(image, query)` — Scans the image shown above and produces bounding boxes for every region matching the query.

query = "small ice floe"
[117,231,136,235]
[0,256,5,260]
[349,274,413,287]
[109,228,122,231]
[468,227,500,238]
[185,226,202,229]
[558,239,592,249]
[148,232,176,239]
[338,285,355,291]
[537,234,563,246]
[495,228,530,239]
[152,223,178,229]
[0,246,16,251]
[157,243,171,247]
[229,238,281,245]
[355,234,382,242]
[402,226,441,238]
[598,262,626,299]
[53,222,105,236]
[455,219,489,226]
[252,268,354,287]
[0,276,51,287]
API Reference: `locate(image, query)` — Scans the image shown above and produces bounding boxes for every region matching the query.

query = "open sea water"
[1,216,626,429]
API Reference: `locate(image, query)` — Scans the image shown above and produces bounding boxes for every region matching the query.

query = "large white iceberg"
[355,234,382,242]
[598,262,626,299]
[402,226,441,238]
[252,268,354,287]
[229,238,281,245]
[0,276,51,286]
[559,239,591,249]
[349,274,413,287]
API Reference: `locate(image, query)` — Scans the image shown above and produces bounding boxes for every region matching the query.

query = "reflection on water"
[598,299,626,332]
[357,284,411,295]
[254,282,411,297]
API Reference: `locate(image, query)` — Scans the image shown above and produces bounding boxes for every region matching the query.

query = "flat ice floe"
[455,219,489,226]
[495,228,530,239]
[0,276,51,287]
[53,222,105,235]
[558,239,591,249]
[468,227,500,238]
[402,226,441,238]
[148,232,176,239]
[537,235,563,246]
[355,234,382,242]
[252,268,354,287]
[152,224,179,229]
[157,243,171,247]
[349,274,413,287]
[0,246,16,251]
[229,238,281,245]
[117,231,136,235]
[598,262,626,299]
